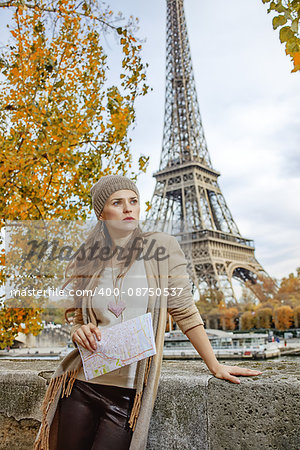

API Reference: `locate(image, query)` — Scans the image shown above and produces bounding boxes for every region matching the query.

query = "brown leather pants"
[57,379,136,450]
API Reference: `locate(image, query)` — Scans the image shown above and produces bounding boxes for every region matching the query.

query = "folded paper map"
[77,312,156,381]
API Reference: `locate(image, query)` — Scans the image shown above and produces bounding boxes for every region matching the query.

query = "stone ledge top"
[0,358,299,381]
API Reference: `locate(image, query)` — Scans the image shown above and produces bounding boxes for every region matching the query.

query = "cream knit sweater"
[76,255,148,388]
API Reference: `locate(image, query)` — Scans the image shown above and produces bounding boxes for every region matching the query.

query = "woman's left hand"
[211,363,263,384]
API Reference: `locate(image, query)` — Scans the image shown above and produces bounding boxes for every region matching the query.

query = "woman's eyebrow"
[111,197,137,201]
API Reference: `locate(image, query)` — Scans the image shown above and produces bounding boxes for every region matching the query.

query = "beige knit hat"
[90,174,140,219]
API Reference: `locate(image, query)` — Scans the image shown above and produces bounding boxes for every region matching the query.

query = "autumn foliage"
[196,267,300,332]
[0,307,42,348]
[219,304,239,331]
[273,305,294,330]
[0,0,150,348]
[262,0,300,72]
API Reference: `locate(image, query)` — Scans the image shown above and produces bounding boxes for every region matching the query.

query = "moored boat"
[163,329,281,360]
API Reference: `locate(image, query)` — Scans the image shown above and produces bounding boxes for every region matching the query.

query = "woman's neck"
[111,232,133,248]
[110,231,134,266]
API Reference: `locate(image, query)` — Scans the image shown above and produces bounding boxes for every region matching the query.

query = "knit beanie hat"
[90,174,140,219]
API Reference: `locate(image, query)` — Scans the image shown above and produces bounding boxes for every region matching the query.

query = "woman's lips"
[123,217,135,220]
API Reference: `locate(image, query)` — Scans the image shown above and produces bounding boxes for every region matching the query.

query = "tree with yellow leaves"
[219,306,239,331]
[255,307,273,329]
[277,268,300,307]
[262,0,300,72]
[294,305,300,327]
[0,0,150,348]
[240,310,255,331]
[273,305,294,330]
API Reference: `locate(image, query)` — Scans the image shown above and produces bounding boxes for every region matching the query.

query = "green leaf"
[268,1,277,11]
[275,4,287,14]
[286,40,299,53]
[116,27,123,35]
[279,26,294,43]
[272,15,287,29]
[53,80,64,89]
[291,19,299,33]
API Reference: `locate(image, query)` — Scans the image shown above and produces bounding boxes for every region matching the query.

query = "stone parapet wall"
[0,359,299,449]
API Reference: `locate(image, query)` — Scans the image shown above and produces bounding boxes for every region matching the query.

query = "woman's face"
[99,189,140,234]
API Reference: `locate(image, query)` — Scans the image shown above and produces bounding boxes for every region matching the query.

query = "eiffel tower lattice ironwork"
[142,0,276,303]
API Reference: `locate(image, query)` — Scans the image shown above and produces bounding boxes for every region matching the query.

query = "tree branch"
[0,1,119,31]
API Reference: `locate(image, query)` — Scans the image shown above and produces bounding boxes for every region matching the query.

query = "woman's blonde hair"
[63,220,147,323]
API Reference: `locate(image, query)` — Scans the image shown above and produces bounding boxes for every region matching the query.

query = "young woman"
[34,174,262,450]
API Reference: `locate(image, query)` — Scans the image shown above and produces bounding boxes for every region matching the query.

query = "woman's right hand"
[72,323,101,352]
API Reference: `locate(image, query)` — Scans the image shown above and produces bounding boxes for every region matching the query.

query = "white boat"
[163,329,280,360]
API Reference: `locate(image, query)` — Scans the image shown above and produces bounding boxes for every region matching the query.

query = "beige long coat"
[34,231,204,450]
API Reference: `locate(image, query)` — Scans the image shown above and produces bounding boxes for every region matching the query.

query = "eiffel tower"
[142,0,276,304]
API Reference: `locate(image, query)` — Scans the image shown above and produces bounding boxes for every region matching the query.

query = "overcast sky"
[1,0,299,283]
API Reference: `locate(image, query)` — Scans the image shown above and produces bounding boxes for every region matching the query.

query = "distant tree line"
[196,267,300,331]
